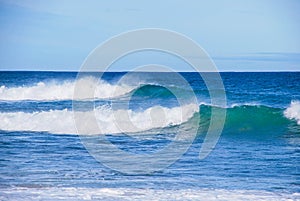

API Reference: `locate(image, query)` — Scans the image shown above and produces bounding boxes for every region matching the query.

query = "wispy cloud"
[213,52,300,62]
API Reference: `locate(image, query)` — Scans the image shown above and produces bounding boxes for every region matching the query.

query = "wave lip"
[284,100,300,125]
[0,77,134,101]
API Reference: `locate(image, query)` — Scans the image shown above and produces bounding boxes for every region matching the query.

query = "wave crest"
[0,77,134,101]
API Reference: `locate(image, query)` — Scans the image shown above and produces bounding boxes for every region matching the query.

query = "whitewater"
[0,103,198,134]
[0,76,134,101]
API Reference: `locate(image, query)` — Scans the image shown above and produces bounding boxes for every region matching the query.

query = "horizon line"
[0,70,299,73]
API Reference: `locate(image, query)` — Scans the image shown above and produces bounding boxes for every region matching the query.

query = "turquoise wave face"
[131,84,176,98]
[197,104,299,139]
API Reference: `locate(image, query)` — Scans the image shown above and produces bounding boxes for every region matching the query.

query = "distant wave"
[0,76,135,101]
[0,104,198,134]
[0,77,196,101]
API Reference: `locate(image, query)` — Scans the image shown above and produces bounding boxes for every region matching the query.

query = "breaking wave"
[0,104,199,134]
[0,77,135,101]
[0,98,299,135]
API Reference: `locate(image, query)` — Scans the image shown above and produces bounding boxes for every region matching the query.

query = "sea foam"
[0,77,134,101]
[0,104,198,134]
[0,187,298,201]
[284,100,300,125]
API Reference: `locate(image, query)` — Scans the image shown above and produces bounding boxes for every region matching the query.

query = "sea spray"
[284,100,300,125]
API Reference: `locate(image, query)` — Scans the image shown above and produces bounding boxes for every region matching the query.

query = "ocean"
[0,71,299,200]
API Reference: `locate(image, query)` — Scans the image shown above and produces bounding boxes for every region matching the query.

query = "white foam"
[198,102,260,109]
[0,104,198,134]
[0,77,134,101]
[229,102,261,108]
[0,187,297,201]
[284,100,300,125]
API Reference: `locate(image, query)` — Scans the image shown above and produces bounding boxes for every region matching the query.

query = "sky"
[0,0,299,71]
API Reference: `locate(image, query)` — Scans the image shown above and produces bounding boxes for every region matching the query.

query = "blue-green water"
[0,72,299,200]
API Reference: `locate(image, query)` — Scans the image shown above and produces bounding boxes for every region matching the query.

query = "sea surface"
[0,71,299,200]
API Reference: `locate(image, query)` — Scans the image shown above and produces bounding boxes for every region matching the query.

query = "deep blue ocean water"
[0,71,299,200]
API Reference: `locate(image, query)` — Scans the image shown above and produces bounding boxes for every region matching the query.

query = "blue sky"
[0,0,299,71]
